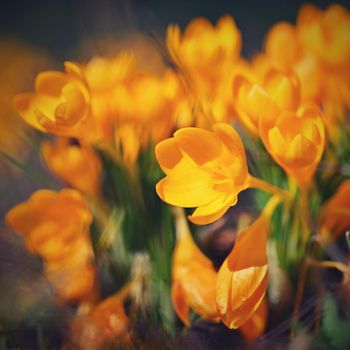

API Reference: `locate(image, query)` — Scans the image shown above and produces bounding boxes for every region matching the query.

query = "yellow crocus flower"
[155,123,250,225]
[260,104,325,188]
[13,62,98,142]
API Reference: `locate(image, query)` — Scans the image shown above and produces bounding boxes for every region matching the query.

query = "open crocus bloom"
[171,208,219,325]
[155,123,250,225]
[13,62,97,141]
[216,196,279,329]
[259,104,325,188]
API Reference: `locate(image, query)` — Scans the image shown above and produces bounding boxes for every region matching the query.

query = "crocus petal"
[13,93,47,131]
[216,259,233,315]
[171,281,190,326]
[285,134,317,167]
[240,297,268,340]
[213,123,246,160]
[230,265,268,310]
[181,260,219,322]
[35,71,67,96]
[174,127,223,166]
[156,168,219,207]
[188,194,235,225]
[222,275,268,329]
[155,138,183,174]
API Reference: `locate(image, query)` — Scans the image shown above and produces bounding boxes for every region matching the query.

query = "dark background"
[1,0,349,60]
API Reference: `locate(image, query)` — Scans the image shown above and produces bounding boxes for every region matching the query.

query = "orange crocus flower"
[216,196,279,329]
[71,285,130,350]
[13,62,98,142]
[259,104,325,188]
[232,69,300,135]
[42,138,101,197]
[167,15,241,88]
[6,189,95,301]
[297,4,350,68]
[171,208,219,325]
[167,15,241,125]
[320,180,350,239]
[155,123,250,225]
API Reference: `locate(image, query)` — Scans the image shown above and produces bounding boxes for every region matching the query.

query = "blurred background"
[1,0,349,59]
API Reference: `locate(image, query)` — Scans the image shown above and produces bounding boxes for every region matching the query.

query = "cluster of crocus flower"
[154,2,350,337]
[3,2,350,348]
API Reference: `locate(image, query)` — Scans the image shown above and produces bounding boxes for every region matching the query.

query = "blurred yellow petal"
[42,138,101,196]
[172,208,219,324]
[171,281,190,326]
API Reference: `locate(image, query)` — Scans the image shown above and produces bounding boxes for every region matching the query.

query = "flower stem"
[300,186,311,245]
[308,259,350,275]
[291,260,309,337]
[248,176,291,206]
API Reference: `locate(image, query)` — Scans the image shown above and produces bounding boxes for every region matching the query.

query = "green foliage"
[98,144,177,337]
[314,293,350,350]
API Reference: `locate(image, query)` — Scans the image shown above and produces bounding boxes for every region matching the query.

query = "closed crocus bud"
[297,4,350,68]
[42,138,101,197]
[13,62,98,141]
[171,208,219,325]
[259,104,325,188]
[6,189,95,302]
[265,22,301,70]
[216,195,279,329]
[114,123,141,167]
[320,180,350,239]
[232,69,300,135]
[155,123,250,225]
